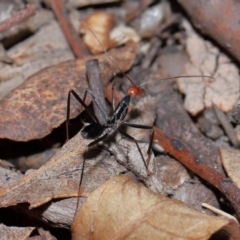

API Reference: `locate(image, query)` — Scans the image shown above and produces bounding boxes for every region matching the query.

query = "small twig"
[202,202,239,224]
[48,0,89,58]
[142,37,161,69]
[0,4,36,33]
[213,103,240,148]
[153,127,240,219]
[86,59,107,125]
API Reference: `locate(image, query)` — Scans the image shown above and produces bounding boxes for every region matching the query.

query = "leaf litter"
[177,20,240,115]
[0,41,137,141]
[72,175,240,240]
[1,1,240,239]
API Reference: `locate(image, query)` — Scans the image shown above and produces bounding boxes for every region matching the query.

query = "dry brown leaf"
[0,41,137,141]
[0,118,154,221]
[0,167,23,189]
[80,11,139,54]
[110,25,141,44]
[71,175,240,240]
[0,14,57,99]
[177,20,239,115]
[80,11,116,54]
[220,147,240,188]
[37,227,56,240]
[0,125,151,214]
[0,224,35,240]
[0,130,125,209]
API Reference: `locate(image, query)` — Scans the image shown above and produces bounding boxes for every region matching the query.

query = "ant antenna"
[80,22,215,97]
[139,75,215,87]
[80,21,136,86]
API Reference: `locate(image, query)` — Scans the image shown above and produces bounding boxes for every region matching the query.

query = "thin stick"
[86,59,107,125]
[213,103,240,148]
[49,0,88,58]
[153,126,240,218]
[0,4,36,33]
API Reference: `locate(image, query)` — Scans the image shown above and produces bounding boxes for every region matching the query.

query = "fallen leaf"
[0,130,125,209]
[0,13,57,99]
[0,224,35,240]
[37,227,56,240]
[177,20,239,115]
[0,121,152,212]
[71,175,240,240]
[0,41,137,141]
[110,25,141,44]
[0,167,22,189]
[80,11,139,54]
[220,147,240,188]
[80,11,116,54]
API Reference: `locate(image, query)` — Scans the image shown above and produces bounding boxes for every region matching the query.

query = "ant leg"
[122,122,154,170]
[122,121,152,129]
[75,150,86,217]
[75,133,109,216]
[117,129,150,175]
[87,133,108,147]
[111,79,116,111]
[66,90,100,140]
[146,130,154,168]
[97,143,114,156]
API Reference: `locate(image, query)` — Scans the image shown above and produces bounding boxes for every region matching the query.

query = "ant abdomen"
[81,123,104,139]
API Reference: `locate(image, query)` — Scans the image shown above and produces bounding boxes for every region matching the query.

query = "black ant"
[66,80,154,214]
[68,22,215,215]
[66,85,153,173]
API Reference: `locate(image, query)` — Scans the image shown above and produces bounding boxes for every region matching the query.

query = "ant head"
[127,84,145,97]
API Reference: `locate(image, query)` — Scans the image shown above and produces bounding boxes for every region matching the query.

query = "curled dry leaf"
[80,11,140,54]
[177,20,239,115]
[110,25,141,45]
[80,11,116,54]
[0,120,152,218]
[220,147,240,188]
[0,130,125,210]
[71,175,240,240]
[0,41,137,141]
[0,224,35,240]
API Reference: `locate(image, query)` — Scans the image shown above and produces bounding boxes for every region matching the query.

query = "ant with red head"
[68,22,215,215]
[66,69,154,214]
